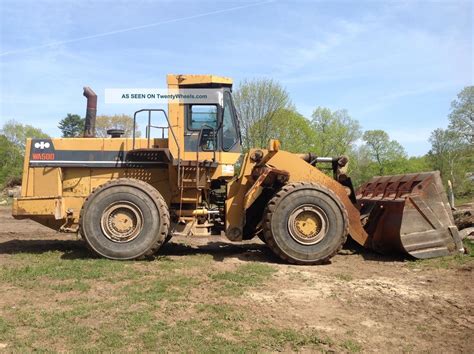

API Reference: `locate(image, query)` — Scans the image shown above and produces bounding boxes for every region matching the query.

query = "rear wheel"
[263,182,348,264]
[80,178,169,260]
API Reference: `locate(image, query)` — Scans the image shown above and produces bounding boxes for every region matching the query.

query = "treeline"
[234,79,473,197]
[57,114,140,138]
[0,121,49,187]
[1,83,472,201]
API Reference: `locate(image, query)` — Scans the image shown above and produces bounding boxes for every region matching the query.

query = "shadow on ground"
[342,237,408,262]
[0,236,408,264]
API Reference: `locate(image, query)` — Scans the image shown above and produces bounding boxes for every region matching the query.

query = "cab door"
[183,104,219,161]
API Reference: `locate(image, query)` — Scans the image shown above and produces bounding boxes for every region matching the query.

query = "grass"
[0,251,134,285]
[210,263,277,295]
[406,239,474,270]
[334,273,353,282]
[49,279,91,292]
[0,249,365,352]
[342,339,362,352]
[464,238,474,254]
[0,251,334,351]
[454,195,473,206]
[0,317,10,337]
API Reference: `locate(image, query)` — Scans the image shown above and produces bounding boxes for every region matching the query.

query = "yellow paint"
[294,211,320,237]
[166,74,232,86]
[225,151,257,233]
[265,150,368,246]
[33,168,61,197]
[13,196,62,217]
[268,139,281,152]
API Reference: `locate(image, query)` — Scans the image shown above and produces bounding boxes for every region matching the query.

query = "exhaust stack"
[83,87,97,137]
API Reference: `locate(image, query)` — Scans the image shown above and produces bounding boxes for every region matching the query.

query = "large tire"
[263,182,348,265]
[79,178,169,260]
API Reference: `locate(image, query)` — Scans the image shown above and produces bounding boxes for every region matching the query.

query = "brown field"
[0,206,473,352]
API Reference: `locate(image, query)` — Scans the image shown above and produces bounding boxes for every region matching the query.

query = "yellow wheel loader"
[12,74,464,263]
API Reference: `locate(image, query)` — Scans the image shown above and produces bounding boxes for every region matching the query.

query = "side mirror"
[199,127,216,151]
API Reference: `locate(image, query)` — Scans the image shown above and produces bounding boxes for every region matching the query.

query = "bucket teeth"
[356,171,464,259]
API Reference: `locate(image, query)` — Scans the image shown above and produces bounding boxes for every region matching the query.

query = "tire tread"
[263,182,348,265]
[79,178,170,259]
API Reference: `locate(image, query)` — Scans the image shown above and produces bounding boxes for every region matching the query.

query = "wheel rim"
[100,201,144,243]
[287,204,328,245]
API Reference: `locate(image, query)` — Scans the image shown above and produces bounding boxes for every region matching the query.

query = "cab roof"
[167,74,233,87]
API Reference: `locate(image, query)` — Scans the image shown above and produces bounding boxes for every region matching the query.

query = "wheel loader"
[11,74,464,264]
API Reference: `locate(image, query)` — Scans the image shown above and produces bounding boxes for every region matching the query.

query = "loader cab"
[166,74,242,178]
[184,89,241,154]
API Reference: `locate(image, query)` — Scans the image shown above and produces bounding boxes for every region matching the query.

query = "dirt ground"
[0,205,473,352]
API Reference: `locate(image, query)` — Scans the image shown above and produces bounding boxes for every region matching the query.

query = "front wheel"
[79,178,169,260]
[263,182,348,264]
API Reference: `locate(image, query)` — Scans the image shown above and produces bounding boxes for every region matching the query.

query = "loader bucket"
[356,171,464,259]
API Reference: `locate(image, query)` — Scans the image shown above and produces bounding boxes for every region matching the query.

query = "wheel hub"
[101,201,143,243]
[288,205,328,245]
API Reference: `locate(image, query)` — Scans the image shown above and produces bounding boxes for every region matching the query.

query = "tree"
[58,114,85,137]
[0,135,23,187]
[448,86,474,144]
[426,86,474,198]
[310,107,361,157]
[348,145,374,187]
[233,78,291,149]
[403,156,432,174]
[362,130,407,175]
[250,108,315,153]
[0,120,49,152]
[428,128,469,194]
[0,121,49,187]
[95,114,140,138]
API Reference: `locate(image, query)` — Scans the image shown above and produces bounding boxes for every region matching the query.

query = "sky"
[0,0,472,156]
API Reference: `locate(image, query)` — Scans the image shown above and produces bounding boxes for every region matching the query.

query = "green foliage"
[246,105,361,158]
[448,86,473,144]
[349,130,410,187]
[427,128,469,195]
[58,113,84,137]
[310,107,361,156]
[233,78,291,149]
[0,120,49,188]
[427,86,474,198]
[347,146,373,187]
[361,130,407,175]
[234,80,472,196]
[1,119,49,152]
[250,108,315,153]
[235,78,417,187]
[403,155,432,173]
[0,135,23,187]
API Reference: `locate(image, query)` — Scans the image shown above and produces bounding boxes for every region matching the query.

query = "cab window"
[188,105,218,130]
[222,92,238,151]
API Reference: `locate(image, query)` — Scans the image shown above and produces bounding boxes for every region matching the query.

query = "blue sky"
[0,0,472,156]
